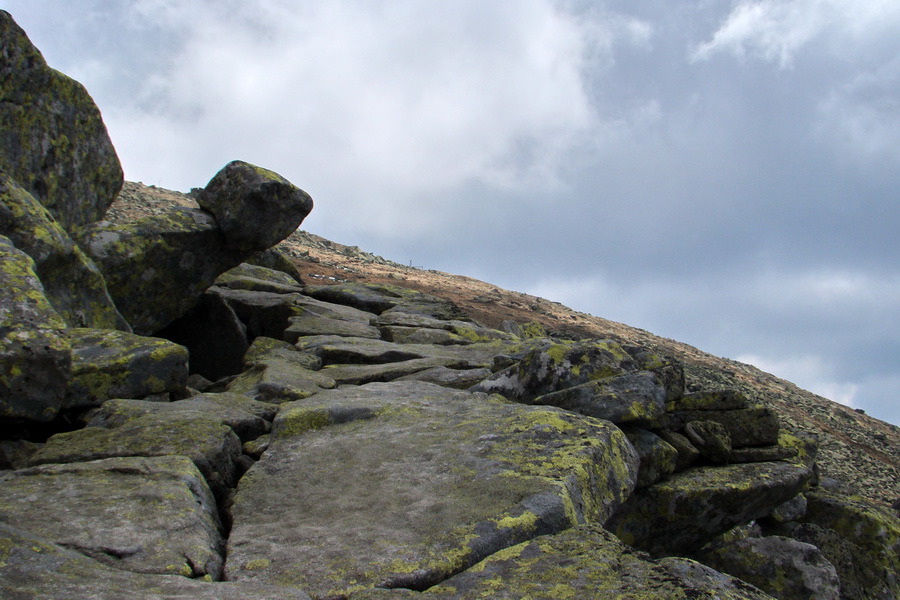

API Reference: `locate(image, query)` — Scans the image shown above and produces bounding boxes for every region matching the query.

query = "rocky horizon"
[1,10,897,600]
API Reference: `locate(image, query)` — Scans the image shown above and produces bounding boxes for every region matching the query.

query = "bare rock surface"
[0,456,224,578]
[225,381,639,597]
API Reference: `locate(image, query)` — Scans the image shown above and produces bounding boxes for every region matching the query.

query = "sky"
[4,0,899,425]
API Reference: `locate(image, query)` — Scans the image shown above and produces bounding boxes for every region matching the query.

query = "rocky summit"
[0,11,898,600]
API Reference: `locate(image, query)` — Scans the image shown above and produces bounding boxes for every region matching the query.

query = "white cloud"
[692,0,828,67]
[691,0,900,68]
[100,0,625,236]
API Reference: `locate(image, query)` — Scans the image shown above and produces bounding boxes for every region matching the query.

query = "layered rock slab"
[429,525,774,600]
[225,381,639,597]
[606,460,813,557]
[0,456,224,578]
[0,523,312,600]
[30,411,241,500]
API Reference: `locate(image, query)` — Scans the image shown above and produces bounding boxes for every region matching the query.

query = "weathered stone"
[322,357,459,385]
[685,420,732,464]
[303,282,466,320]
[0,456,223,578]
[430,525,774,600]
[766,493,808,523]
[295,335,433,364]
[0,522,313,600]
[396,366,494,390]
[0,11,122,231]
[228,358,336,403]
[198,160,313,252]
[668,389,749,412]
[245,245,304,284]
[794,490,900,599]
[623,426,678,487]
[730,444,797,463]
[0,172,125,328]
[472,339,638,403]
[532,370,668,425]
[765,521,894,600]
[87,393,273,442]
[672,406,780,448]
[380,325,470,345]
[225,381,638,597]
[31,411,241,500]
[0,439,40,470]
[76,208,248,334]
[607,460,814,557]
[698,535,840,600]
[242,335,321,370]
[284,309,381,341]
[628,348,686,403]
[0,235,71,421]
[659,429,700,471]
[215,261,303,292]
[64,328,189,409]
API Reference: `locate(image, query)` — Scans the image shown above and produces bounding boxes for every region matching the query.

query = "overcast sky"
[5,1,899,425]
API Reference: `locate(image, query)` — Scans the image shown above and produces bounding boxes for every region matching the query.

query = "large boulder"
[772,489,900,600]
[198,160,312,252]
[75,208,247,334]
[224,381,639,597]
[606,460,814,557]
[697,535,840,600]
[430,525,774,600]
[0,456,224,578]
[0,171,125,328]
[472,339,638,402]
[0,235,71,422]
[77,162,313,335]
[0,11,122,231]
[64,328,189,409]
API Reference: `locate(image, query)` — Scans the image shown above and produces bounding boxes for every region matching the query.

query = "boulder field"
[0,10,897,600]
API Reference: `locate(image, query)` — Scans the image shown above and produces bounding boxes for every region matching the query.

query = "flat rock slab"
[30,411,241,500]
[606,460,813,557]
[87,392,274,442]
[225,381,638,597]
[429,525,774,600]
[0,456,223,578]
[0,523,312,600]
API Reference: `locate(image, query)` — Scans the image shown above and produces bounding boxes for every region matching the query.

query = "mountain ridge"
[111,181,900,510]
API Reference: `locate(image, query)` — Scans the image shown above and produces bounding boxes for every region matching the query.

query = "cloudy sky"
[5,1,899,425]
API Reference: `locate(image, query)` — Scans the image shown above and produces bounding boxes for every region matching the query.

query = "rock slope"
[0,10,898,600]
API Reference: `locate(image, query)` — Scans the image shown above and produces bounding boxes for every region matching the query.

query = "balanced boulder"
[198,160,312,253]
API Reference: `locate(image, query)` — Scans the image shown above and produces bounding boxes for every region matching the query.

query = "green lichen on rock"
[607,460,813,557]
[430,525,775,599]
[0,234,72,421]
[198,160,313,253]
[0,455,224,579]
[75,208,249,334]
[1,171,125,328]
[0,11,122,231]
[64,328,188,409]
[225,381,638,597]
[31,411,241,501]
